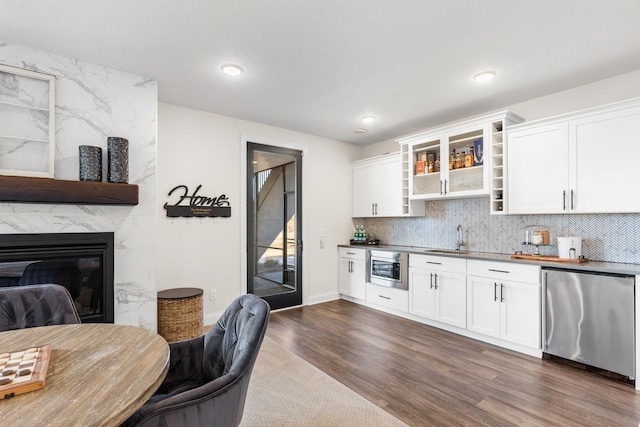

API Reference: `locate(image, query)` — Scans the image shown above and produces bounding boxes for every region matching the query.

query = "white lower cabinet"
[338,248,366,300]
[467,260,541,349]
[365,283,408,313]
[338,249,543,355]
[409,256,466,329]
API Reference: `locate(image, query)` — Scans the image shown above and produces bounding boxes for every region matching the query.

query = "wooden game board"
[0,345,51,399]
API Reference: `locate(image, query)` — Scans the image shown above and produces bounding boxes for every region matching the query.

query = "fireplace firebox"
[0,232,114,323]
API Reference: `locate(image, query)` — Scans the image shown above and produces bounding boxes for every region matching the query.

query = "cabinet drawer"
[409,254,466,273]
[467,260,540,284]
[339,247,366,261]
[366,283,408,313]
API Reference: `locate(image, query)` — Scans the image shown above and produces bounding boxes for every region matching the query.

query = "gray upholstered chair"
[19,260,83,299]
[121,294,270,427]
[0,283,81,332]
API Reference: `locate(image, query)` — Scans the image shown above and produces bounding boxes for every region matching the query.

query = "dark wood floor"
[266,299,640,427]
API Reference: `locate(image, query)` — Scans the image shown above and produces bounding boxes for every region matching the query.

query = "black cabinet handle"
[488,269,509,274]
[570,190,575,210]
[430,273,434,289]
[379,295,391,300]
[434,273,438,290]
[494,282,498,301]
[563,190,567,211]
[426,261,442,265]
[500,283,504,302]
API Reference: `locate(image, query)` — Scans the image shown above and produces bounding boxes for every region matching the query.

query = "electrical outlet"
[209,289,217,301]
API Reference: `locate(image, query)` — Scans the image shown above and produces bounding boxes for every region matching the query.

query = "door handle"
[444,179,448,195]
[374,203,378,215]
[563,190,567,211]
[430,273,433,289]
[348,260,352,273]
[500,283,504,302]
[494,282,498,301]
[434,273,438,290]
[372,203,375,215]
[378,295,391,300]
[488,269,509,274]
[440,180,444,196]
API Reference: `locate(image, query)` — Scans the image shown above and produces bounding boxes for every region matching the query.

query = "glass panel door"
[247,143,302,310]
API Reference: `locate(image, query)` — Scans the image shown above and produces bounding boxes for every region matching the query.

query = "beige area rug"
[241,337,407,427]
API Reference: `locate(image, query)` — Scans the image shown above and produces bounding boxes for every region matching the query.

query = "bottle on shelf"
[454,151,462,169]
[449,149,455,170]
[434,155,440,172]
[427,162,434,173]
[464,144,474,168]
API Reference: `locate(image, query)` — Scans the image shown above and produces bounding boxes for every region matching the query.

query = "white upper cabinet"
[507,98,640,214]
[571,106,640,213]
[507,123,569,214]
[397,111,522,206]
[352,152,424,217]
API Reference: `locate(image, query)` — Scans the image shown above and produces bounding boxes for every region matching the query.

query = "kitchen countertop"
[339,243,640,276]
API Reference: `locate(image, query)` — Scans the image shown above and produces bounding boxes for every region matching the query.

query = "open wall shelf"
[0,175,138,205]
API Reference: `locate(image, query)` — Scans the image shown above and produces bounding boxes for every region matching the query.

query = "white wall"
[364,69,640,158]
[157,103,362,323]
[0,43,158,329]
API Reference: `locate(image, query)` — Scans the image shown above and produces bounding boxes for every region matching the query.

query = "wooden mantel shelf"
[0,175,139,205]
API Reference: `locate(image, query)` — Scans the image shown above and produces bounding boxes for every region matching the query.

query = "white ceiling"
[2,0,640,145]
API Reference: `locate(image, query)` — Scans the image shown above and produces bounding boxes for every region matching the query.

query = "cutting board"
[510,254,588,263]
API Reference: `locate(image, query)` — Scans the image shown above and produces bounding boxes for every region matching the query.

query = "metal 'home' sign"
[164,185,231,218]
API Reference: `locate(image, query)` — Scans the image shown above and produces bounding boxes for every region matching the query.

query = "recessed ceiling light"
[473,71,496,82]
[361,116,377,125]
[221,64,244,76]
[353,128,367,134]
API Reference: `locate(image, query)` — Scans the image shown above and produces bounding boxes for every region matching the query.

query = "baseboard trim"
[306,291,340,306]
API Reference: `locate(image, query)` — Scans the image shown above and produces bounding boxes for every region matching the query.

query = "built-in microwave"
[367,250,408,290]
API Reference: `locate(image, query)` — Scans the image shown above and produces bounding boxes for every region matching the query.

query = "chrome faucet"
[456,225,465,251]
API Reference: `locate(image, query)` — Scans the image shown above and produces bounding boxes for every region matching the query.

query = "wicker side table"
[157,287,203,342]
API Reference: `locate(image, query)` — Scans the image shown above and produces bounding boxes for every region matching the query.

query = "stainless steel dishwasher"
[543,268,635,379]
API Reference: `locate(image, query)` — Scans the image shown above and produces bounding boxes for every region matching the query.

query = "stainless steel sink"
[425,249,471,255]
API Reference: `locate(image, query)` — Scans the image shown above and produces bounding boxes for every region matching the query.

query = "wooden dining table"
[0,323,169,426]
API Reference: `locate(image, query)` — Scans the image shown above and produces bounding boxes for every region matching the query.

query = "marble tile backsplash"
[364,197,640,264]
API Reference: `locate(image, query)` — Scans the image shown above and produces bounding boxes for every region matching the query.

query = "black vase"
[79,145,102,182]
[107,137,129,183]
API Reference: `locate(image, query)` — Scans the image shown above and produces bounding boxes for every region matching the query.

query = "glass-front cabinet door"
[399,111,523,203]
[445,127,486,195]
[411,137,443,198]
[408,125,488,199]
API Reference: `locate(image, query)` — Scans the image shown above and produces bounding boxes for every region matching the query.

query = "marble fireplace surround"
[0,43,158,330]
